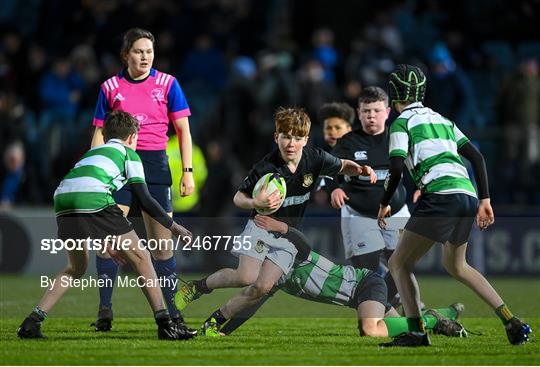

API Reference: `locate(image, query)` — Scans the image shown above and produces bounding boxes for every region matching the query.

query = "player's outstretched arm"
[91,127,105,148]
[131,183,192,239]
[339,159,377,183]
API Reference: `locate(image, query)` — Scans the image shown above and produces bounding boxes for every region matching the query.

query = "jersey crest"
[302,173,314,188]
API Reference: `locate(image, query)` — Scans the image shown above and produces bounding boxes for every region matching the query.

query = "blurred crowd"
[1,0,539,212]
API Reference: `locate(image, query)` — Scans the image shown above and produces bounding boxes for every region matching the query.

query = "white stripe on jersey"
[163,74,171,86]
[413,138,458,162]
[104,80,110,91]
[421,162,469,185]
[316,255,335,273]
[125,160,145,180]
[303,269,326,297]
[54,177,109,196]
[102,141,127,155]
[156,73,163,85]
[389,132,409,152]
[335,266,357,303]
[75,155,121,178]
[111,76,119,88]
[407,114,453,129]
[106,79,114,91]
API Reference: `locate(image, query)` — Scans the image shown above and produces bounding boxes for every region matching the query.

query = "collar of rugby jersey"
[401,101,424,112]
[118,68,156,84]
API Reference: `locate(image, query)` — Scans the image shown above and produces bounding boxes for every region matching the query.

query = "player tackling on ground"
[212,215,467,340]
[377,64,531,347]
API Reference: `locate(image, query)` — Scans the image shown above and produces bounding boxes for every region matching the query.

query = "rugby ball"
[252,173,287,215]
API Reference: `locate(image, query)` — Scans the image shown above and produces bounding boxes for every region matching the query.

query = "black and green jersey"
[54,139,145,215]
[278,251,370,306]
[388,102,476,197]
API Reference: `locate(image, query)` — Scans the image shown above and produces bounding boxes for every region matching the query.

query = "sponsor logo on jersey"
[357,169,389,181]
[282,192,311,207]
[255,240,267,253]
[151,88,165,102]
[133,113,148,123]
[113,93,125,102]
[354,151,368,160]
[302,173,314,188]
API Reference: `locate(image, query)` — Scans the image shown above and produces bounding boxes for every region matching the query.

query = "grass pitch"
[1,275,538,365]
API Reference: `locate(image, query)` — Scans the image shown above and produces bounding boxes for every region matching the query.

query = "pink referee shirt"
[93,68,191,151]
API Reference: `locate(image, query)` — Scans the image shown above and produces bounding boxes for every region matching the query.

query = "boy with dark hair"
[378,64,531,347]
[17,111,194,341]
[318,102,355,148]
[330,86,412,308]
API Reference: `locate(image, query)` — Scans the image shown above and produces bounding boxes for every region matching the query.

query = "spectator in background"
[70,44,100,109]
[425,42,477,128]
[37,56,85,194]
[218,56,259,169]
[0,92,25,209]
[497,56,540,165]
[180,33,227,138]
[311,28,338,82]
[496,56,540,203]
[298,59,339,144]
[255,50,299,153]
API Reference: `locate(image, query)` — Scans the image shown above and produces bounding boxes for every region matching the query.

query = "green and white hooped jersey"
[389,102,477,197]
[54,139,145,215]
[278,251,370,306]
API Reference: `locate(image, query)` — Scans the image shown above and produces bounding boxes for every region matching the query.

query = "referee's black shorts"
[57,205,134,241]
[405,193,479,245]
[113,150,173,213]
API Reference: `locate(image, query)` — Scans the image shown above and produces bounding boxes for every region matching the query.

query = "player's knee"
[248,282,271,299]
[444,261,467,279]
[237,271,258,287]
[442,255,465,278]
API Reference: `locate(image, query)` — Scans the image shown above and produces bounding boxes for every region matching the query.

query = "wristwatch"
[183,167,193,172]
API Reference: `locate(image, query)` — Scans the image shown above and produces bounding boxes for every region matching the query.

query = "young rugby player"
[319,102,355,148]
[377,64,531,346]
[17,111,194,340]
[176,107,376,330]
[330,87,414,307]
[207,215,467,340]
